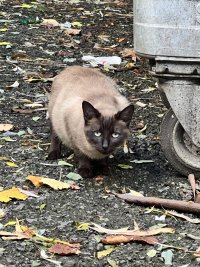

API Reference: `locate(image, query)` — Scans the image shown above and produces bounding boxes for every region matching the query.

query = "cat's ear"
[115,104,134,126]
[82,101,100,123]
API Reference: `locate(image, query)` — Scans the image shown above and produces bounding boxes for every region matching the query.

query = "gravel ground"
[0,1,199,266]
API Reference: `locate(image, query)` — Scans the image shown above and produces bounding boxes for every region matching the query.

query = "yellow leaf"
[0,28,8,32]
[27,175,73,190]
[6,161,18,168]
[0,187,28,203]
[71,21,82,27]
[27,175,43,187]
[76,222,90,231]
[97,247,116,259]
[20,4,33,8]
[41,178,71,190]
[4,221,17,227]
[0,42,11,46]
[0,124,14,132]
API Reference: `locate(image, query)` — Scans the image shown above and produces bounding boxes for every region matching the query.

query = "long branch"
[113,193,200,214]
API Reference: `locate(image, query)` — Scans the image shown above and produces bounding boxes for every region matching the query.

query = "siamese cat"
[48,66,134,177]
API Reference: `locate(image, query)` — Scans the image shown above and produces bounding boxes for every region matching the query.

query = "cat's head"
[82,101,134,155]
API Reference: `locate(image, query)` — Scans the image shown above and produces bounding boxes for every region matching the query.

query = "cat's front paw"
[78,167,93,178]
[47,150,61,160]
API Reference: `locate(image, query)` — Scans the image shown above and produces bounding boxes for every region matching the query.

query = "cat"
[47,66,134,177]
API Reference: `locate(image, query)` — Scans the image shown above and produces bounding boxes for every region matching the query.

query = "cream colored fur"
[48,66,130,159]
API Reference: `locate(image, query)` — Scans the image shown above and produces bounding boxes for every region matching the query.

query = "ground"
[0,0,199,266]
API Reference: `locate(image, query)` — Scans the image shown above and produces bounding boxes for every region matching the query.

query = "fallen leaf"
[32,116,40,121]
[90,223,175,236]
[147,249,157,258]
[161,249,173,265]
[57,160,73,167]
[0,187,28,203]
[48,243,81,255]
[19,188,39,198]
[1,136,16,142]
[166,210,200,224]
[64,28,81,35]
[102,235,158,245]
[117,164,133,169]
[27,175,79,190]
[76,222,90,231]
[41,19,59,27]
[27,176,43,187]
[0,28,8,32]
[39,203,46,210]
[40,249,62,266]
[6,161,18,168]
[107,258,118,267]
[0,209,6,219]
[135,101,147,108]
[67,172,82,180]
[71,21,82,27]
[97,247,116,259]
[120,48,136,61]
[0,219,35,240]
[0,42,11,46]
[0,124,14,132]
[6,81,19,88]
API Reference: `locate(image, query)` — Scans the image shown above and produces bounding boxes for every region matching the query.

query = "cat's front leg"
[75,150,93,178]
[93,158,110,175]
[47,124,62,160]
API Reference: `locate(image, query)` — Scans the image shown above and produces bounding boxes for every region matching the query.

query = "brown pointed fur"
[48,66,133,177]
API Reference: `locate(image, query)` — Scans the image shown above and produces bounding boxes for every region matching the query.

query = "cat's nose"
[102,139,109,150]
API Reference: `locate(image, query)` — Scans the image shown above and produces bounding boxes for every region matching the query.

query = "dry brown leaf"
[48,243,81,255]
[0,187,28,203]
[64,28,81,35]
[102,235,158,245]
[166,210,200,224]
[120,48,136,61]
[90,223,174,236]
[0,124,14,132]
[0,219,36,240]
[41,19,59,27]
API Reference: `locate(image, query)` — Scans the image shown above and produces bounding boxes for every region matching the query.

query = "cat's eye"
[112,133,119,138]
[94,131,101,137]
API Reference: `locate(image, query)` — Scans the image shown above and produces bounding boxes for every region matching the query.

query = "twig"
[112,192,200,214]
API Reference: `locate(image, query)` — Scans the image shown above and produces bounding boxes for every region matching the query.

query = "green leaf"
[161,250,173,265]
[97,247,116,259]
[147,249,157,258]
[67,172,82,180]
[57,160,73,167]
[117,164,133,169]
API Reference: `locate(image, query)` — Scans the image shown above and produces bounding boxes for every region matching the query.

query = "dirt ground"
[0,1,200,266]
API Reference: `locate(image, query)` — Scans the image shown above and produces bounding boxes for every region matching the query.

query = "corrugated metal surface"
[134,0,200,58]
